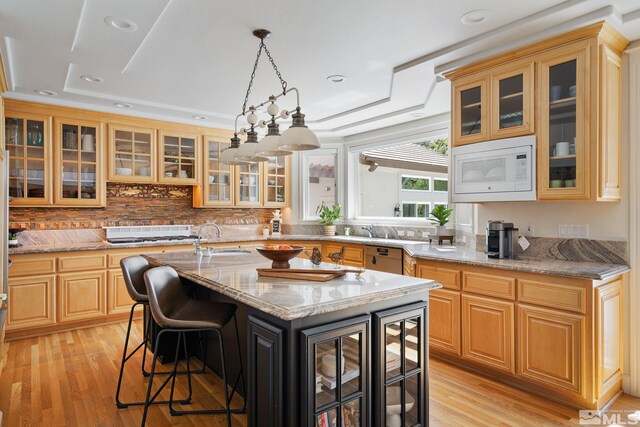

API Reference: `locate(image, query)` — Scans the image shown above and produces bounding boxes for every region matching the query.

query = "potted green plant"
[316,202,341,236]
[8,232,18,247]
[428,205,454,235]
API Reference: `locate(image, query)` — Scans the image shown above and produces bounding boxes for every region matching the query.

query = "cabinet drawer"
[57,254,107,272]
[9,255,56,277]
[417,264,461,290]
[463,271,515,300]
[518,279,587,314]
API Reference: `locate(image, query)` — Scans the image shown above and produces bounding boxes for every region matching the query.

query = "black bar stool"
[115,256,203,409]
[141,265,246,427]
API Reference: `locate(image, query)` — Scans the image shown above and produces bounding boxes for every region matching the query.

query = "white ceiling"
[1,0,639,137]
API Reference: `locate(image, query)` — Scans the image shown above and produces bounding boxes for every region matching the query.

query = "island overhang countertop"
[143,250,441,321]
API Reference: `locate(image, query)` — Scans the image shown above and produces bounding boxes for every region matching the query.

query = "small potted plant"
[316,202,341,236]
[8,232,18,247]
[428,205,454,236]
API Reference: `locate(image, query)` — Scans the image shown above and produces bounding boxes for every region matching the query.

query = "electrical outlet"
[525,224,534,236]
[558,224,589,238]
[397,230,405,237]
[406,230,415,237]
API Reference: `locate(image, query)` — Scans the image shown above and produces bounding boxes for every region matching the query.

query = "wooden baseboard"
[5,311,142,341]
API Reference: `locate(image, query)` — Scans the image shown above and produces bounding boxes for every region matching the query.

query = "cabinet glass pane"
[341,333,361,398]
[386,322,402,380]
[498,74,524,129]
[460,86,482,136]
[341,398,361,427]
[405,317,420,372]
[238,163,260,202]
[316,339,338,409]
[316,407,338,427]
[386,383,415,427]
[62,161,79,198]
[548,59,577,188]
[6,117,47,199]
[406,375,420,427]
[266,155,286,203]
[80,163,97,199]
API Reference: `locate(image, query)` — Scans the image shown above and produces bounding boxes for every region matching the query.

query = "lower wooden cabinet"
[461,294,515,374]
[322,243,365,268]
[596,279,623,404]
[428,289,461,355]
[403,252,416,276]
[6,275,56,330]
[57,271,106,322]
[517,304,584,395]
[107,270,135,315]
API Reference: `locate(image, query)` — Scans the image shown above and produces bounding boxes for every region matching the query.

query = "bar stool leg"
[217,329,232,427]
[115,302,139,408]
[230,315,247,412]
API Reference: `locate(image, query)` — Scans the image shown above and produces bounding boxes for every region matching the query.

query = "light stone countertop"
[143,250,440,321]
[9,234,628,280]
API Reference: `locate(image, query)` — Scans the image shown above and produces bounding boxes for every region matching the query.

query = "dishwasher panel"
[365,246,403,274]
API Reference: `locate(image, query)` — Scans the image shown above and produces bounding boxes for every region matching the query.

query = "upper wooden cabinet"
[53,118,105,207]
[5,112,53,206]
[264,155,290,208]
[158,130,200,185]
[108,124,156,183]
[447,22,628,202]
[193,133,234,207]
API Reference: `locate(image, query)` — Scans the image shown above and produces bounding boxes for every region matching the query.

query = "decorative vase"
[436,225,447,235]
[323,225,336,236]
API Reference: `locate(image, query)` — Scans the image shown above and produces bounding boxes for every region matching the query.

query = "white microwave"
[451,135,536,202]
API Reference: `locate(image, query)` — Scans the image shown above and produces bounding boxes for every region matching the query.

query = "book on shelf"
[320,362,360,390]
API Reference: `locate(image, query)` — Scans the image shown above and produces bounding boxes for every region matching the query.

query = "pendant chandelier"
[220,29,320,165]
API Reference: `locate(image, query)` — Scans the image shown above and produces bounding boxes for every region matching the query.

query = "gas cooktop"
[106,235,196,244]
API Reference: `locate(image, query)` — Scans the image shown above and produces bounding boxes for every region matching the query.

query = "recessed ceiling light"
[34,89,57,96]
[461,9,492,25]
[410,112,426,118]
[192,115,208,120]
[327,74,346,83]
[104,16,138,32]
[81,75,104,83]
[114,102,132,108]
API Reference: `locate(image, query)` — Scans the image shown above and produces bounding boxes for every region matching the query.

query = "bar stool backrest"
[120,256,152,302]
[144,266,191,329]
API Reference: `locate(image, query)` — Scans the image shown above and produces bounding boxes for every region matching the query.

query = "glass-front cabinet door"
[452,76,488,146]
[108,124,155,183]
[235,162,262,206]
[264,155,289,207]
[5,114,52,205]
[375,303,427,427]
[201,136,234,206]
[158,130,200,185]
[538,44,589,199]
[54,118,104,206]
[302,315,368,427]
[490,62,535,139]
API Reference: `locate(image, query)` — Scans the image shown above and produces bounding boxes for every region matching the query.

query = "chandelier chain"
[241,40,289,115]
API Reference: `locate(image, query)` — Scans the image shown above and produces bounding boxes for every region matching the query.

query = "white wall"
[359,165,448,217]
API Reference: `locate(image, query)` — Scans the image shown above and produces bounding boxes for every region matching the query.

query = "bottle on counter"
[271,210,282,236]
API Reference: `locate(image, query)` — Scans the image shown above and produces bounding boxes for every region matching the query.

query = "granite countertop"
[402,244,629,281]
[144,250,440,321]
[9,234,628,280]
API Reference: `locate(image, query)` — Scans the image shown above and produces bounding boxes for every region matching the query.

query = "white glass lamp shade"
[219,146,246,165]
[279,126,320,151]
[256,134,292,156]
[235,141,269,162]
[278,109,320,151]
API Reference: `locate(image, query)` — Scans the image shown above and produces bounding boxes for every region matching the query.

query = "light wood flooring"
[1,320,639,426]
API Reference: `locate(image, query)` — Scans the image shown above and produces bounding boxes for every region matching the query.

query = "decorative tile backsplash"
[9,183,272,230]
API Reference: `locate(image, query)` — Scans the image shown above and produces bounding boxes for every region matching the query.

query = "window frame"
[401,201,431,218]
[400,175,432,193]
[433,177,449,193]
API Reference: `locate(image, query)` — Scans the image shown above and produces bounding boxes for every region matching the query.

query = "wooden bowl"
[256,246,304,269]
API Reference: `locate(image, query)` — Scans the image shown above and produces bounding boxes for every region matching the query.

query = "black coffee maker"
[486,220,519,259]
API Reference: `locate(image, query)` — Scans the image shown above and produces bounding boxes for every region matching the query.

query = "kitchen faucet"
[194,222,222,256]
[362,226,374,238]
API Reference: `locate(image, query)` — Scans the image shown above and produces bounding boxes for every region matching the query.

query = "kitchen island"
[144,250,440,427]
